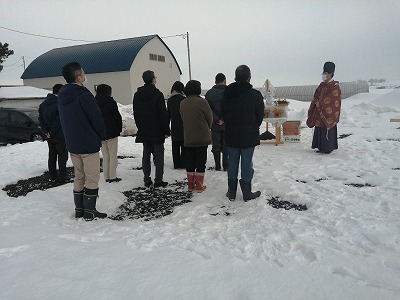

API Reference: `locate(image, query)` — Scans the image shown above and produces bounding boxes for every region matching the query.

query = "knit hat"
[323,62,335,74]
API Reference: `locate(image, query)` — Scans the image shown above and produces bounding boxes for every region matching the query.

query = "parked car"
[0,108,44,144]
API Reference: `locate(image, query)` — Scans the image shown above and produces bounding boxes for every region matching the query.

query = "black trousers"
[171,140,186,169]
[47,138,68,179]
[211,127,227,154]
[142,142,164,183]
[185,146,208,173]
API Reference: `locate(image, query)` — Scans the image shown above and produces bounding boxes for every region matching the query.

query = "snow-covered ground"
[1,88,399,299]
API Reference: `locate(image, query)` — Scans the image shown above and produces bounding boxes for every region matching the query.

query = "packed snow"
[0,88,399,299]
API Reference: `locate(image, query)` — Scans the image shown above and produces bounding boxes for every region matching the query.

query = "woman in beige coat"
[180,80,213,192]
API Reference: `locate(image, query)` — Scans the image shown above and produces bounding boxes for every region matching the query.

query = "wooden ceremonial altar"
[261,111,287,146]
[260,79,288,145]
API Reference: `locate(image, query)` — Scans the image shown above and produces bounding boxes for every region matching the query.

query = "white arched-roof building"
[21,35,182,105]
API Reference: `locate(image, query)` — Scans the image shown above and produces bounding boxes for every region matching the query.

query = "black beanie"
[323,61,335,73]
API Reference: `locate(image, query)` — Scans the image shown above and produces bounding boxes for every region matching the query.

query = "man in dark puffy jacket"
[205,73,228,171]
[58,62,107,221]
[133,70,170,188]
[38,83,68,183]
[221,65,264,202]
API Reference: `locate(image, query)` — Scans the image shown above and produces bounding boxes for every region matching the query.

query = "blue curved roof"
[21,35,182,79]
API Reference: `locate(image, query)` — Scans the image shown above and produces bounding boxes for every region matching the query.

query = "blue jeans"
[227,147,255,182]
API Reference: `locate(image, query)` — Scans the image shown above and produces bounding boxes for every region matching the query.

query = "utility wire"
[0,25,99,42]
[1,25,185,42]
[0,64,24,73]
[3,58,22,67]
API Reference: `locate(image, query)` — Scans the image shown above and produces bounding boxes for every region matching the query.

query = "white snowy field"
[1,88,399,300]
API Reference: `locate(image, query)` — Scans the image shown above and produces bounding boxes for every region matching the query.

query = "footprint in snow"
[0,245,31,260]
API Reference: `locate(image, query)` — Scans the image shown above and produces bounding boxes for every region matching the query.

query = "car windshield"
[23,111,40,123]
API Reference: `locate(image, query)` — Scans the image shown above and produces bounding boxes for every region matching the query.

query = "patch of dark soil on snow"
[109,180,193,221]
[117,155,135,159]
[210,205,233,217]
[267,196,308,211]
[315,178,328,182]
[373,139,400,142]
[345,183,374,188]
[296,180,307,184]
[338,134,352,139]
[3,167,74,198]
[392,167,400,170]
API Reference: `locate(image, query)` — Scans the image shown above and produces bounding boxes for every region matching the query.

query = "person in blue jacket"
[38,83,68,183]
[58,62,107,221]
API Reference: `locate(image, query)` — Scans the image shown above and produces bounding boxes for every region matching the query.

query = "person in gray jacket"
[180,80,213,192]
[205,73,228,171]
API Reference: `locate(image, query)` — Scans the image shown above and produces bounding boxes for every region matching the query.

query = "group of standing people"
[39,60,340,221]
[39,62,122,221]
[133,65,264,200]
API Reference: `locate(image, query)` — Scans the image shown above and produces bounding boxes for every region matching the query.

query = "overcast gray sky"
[1,0,399,89]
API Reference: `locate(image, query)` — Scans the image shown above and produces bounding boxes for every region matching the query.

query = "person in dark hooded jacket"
[95,84,123,183]
[221,65,264,202]
[205,73,228,171]
[133,70,170,188]
[58,62,107,221]
[38,83,68,182]
[167,81,186,169]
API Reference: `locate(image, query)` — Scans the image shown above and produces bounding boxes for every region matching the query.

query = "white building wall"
[24,72,133,105]
[23,77,63,92]
[23,37,181,105]
[131,38,181,99]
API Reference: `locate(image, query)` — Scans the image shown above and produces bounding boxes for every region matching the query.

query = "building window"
[158,55,165,62]
[149,53,157,61]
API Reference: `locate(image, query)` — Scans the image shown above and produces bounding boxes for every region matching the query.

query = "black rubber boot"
[225,179,238,201]
[213,151,221,171]
[83,188,107,221]
[239,179,261,202]
[222,153,229,171]
[73,190,84,218]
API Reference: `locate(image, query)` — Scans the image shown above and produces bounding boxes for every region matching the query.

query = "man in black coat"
[205,73,228,171]
[221,65,264,202]
[133,70,170,188]
[38,83,68,183]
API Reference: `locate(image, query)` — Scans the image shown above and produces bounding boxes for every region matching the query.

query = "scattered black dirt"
[345,183,374,188]
[3,167,74,198]
[296,180,307,184]
[338,134,352,139]
[118,155,136,159]
[267,196,307,211]
[132,166,143,170]
[209,205,233,217]
[392,167,400,170]
[109,180,193,221]
[370,139,400,142]
[315,178,328,182]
